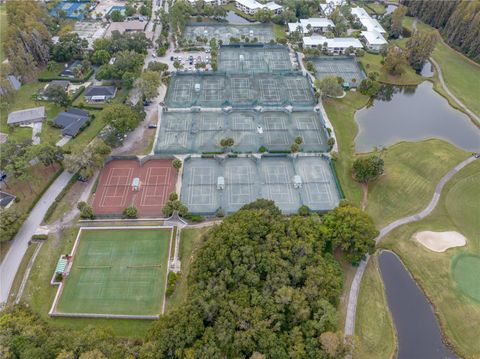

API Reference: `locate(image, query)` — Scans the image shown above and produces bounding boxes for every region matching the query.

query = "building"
[7,106,46,126]
[53,108,90,137]
[48,80,70,92]
[0,191,16,209]
[235,0,282,15]
[106,20,146,36]
[320,0,346,16]
[288,18,335,34]
[303,36,363,54]
[0,75,21,95]
[351,7,387,34]
[60,60,83,78]
[361,30,388,52]
[84,86,117,103]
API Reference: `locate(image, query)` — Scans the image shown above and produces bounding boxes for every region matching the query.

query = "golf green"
[452,253,480,303]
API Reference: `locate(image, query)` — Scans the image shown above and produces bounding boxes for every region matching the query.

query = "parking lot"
[169,50,213,72]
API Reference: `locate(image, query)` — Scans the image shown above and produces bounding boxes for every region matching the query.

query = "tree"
[123,206,138,218]
[45,85,70,108]
[51,33,88,62]
[219,138,234,152]
[172,159,182,172]
[358,78,381,96]
[390,6,407,38]
[254,8,274,23]
[169,192,179,201]
[173,60,182,69]
[110,10,125,22]
[323,201,378,265]
[0,208,22,242]
[298,205,310,216]
[327,137,335,149]
[147,61,169,73]
[101,104,141,135]
[64,139,111,180]
[77,201,94,219]
[319,332,342,357]
[353,155,384,183]
[290,143,300,153]
[406,30,438,71]
[91,49,111,65]
[383,45,408,76]
[29,143,63,168]
[317,76,343,98]
[121,71,136,89]
[136,71,161,101]
[163,199,188,217]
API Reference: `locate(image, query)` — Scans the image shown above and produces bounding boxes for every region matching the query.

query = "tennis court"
[50,2,89,19]
[180,156,341,214]
[52,227,172,317]
[154,110,330,154]
[92,158,177,217]
[184,23,275,44]
[165,73,315,108]
[218,45,294,73]
[309,56,365,87]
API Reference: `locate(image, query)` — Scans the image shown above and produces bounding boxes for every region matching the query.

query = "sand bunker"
[414,231,467,252]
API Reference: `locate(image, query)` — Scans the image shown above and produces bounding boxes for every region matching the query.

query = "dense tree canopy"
[353,155,385,183]
[401,0,480,61]
[51,33,88,62]
[406,30,439,71]
[96,50,144,80]
[144,201,346,358]
[101,103,142,135]
[4,0,52,81]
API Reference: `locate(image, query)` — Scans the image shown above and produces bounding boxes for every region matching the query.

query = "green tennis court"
[55,227,172,317]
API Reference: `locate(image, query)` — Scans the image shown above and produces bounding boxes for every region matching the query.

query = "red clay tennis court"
[92,159,178,217]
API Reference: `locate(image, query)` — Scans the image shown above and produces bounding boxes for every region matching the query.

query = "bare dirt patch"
[413,231,466,252]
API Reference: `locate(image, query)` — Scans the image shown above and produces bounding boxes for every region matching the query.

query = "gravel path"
[344,155,478,337]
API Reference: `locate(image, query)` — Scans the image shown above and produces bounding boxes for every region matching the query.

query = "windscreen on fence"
[180,156,341,214]
[309,56,366,87]
[155,110,330,154]
[183,23,275,45]
[165,72,316,108]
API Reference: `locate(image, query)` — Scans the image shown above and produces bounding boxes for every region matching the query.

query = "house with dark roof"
[49,80,71,91]
[7,106,46,126]
[53,108,90,137]
[0,191,16,209]
[84,85,117,103]
[60,60,82,78]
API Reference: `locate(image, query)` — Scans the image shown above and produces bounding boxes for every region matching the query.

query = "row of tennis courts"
[183,23,275,44]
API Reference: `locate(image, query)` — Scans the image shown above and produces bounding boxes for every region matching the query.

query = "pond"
[354,81,480,152]
[420,61,434,77]
[224,11,252,24]
[378,251,458,359]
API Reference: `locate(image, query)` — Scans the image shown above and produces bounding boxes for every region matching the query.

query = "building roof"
[0,191,16,208]
[84,86,117,97]
[236,0,264,10]
[351,7,387,33]
[300,18,335,28]
[53,108,90,137]
[303,36,363,49]
[7,75,21,90]
[49,80,70,90]
[264,1,282,11]
[60,60,82,77]
[362,31,388,45]
[7,106,46,125]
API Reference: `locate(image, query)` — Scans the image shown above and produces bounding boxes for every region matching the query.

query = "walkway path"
[412,18,479,124]
[344,155,478,337]
[0,171,75,304]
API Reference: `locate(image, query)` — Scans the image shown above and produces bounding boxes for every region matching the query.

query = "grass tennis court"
[452,253,480,303]
[54,227,172,317]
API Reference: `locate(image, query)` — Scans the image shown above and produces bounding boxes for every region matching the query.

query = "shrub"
[78,201,94,219]
[54,272,63,282]
[298,205,310,216]
[216,207,225,217]
[31,234,48,240]
[183,213,204,222]
[169,192,178,201]
[259,146,267,153]
[166,271,181,297]
[123,206,138,219]
[327,137,336,149]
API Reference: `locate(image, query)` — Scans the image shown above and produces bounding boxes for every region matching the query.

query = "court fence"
[183,23,275,45]
[306,56,366,88]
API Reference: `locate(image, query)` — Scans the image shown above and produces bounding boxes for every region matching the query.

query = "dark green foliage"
[169,192,179,201]
[406,30,439,71]
[96,50,144,80]
[144,201,344,357]
[298,205,310,216]
[163,200,188,217]
[0,208,23,242]
[109,10,125,22]
[172,159,182,171]
[353,155,385,183]
[323,201,378,265]
[166,272,181,297]
[44,85,70,108]
[240,198,282,217]
[401,0,480,61]
[358,78,381,96]
[51,33,88,62]
[31,234,48,240]
[77,201,94,219]
[182,213,204,222]
[94,31,151,56]
[123,206,138,218]
[147,61,169,73]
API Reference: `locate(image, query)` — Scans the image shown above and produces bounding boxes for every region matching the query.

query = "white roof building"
[7,106,46,125]
[288,18,334,33]
[320,0,346,16]
[303,36,363,53]
[235,0,282,15]
[361,31,388,46]
[351,7,387,34]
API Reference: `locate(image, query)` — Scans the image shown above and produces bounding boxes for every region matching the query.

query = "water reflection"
[355,82,480,152]
[420,61,435,77]
[379,251,458,359]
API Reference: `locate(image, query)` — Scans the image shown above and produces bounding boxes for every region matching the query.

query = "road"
[0,171,75,305]
[344,155,478,338]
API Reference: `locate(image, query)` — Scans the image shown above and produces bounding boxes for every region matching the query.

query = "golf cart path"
[344,155,478,337]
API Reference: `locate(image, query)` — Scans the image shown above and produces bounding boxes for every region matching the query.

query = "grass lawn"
[273,24,286,41]
[365,3,386,15]
[21,227,160,338]
[0,5,6,62]
[166,227,210,313]
[55,228,171,316]
[354,254,396,359]
[358,52,424,86]
[62,109,104,153]
[7,241,40,305]
[379,159,480,358]
[402,16,480,119]
[365,139,469,228]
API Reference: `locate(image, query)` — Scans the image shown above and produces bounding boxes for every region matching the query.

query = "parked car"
[148,123,157,129]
